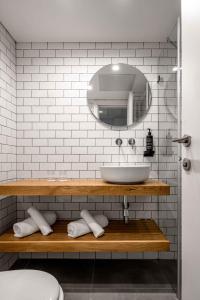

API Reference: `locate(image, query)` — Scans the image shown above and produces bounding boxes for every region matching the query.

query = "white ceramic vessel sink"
[100,164,150,184]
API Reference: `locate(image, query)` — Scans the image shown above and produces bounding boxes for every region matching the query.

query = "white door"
[182,1,200,299]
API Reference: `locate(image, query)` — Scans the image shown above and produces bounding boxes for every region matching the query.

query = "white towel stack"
[27,206,53,235]
[13,207,108,240]
[13,206,57,238]
[67,209,109,238]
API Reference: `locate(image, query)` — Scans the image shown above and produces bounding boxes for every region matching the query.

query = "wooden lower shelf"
[0,220,169,253]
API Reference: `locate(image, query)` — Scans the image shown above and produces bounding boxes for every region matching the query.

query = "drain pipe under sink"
[123,196,129,224]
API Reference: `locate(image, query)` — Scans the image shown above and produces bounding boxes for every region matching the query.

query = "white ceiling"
[0,0,180,42]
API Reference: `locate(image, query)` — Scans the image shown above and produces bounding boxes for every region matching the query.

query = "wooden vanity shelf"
[0,220,169,253]
[0,179,170,253]
[0,179,170,196]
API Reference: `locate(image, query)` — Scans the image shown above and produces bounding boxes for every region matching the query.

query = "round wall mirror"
[87,63,152,129]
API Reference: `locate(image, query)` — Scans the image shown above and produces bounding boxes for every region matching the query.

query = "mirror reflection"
[87,63,152,128]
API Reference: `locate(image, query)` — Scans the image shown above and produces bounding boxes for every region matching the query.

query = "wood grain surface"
[0,220,170,253]
[0,179,170,196]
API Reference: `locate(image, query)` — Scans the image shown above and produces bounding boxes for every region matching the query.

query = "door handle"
[172,135,191,147]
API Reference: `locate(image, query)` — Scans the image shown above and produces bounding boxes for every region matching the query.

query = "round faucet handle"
[128,138,136,148]
[115,138,123,146]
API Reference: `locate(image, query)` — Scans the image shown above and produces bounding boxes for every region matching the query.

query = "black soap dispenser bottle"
[144,128,155,157]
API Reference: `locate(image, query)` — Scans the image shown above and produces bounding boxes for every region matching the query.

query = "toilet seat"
[0,269,64,300]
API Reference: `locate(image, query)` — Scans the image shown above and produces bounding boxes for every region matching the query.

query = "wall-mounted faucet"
[115,138,123,147]
[128,138,135,149]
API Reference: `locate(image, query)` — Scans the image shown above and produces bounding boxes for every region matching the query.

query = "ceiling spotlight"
[87,85,93,90]
[112,64,120,71]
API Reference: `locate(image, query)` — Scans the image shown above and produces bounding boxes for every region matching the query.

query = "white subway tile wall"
[16,42,178,260]
[0,23,17,270]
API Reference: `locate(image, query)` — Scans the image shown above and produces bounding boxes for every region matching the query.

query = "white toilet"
[0,269,64,300]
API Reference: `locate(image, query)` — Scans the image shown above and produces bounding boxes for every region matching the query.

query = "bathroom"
[0,0,199,299]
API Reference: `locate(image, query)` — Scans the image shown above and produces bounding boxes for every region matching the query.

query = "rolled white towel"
[13,212,57,238]
[68,215,109,238]
[80,209,105,238]
[27,206,53,236]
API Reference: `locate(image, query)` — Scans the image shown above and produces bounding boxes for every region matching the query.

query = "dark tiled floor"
[11,259,177,293]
